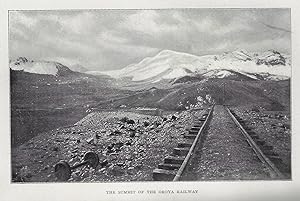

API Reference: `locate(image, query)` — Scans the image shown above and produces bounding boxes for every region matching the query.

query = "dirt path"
[182,105,271,180]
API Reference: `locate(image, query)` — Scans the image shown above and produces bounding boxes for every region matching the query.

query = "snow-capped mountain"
[95,50,210,81]
[93,49,291,82]
[256,50,287,66]
[200,69,258,81]
[10,57,73,76]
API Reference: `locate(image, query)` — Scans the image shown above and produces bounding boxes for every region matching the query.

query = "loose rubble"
[11,109,205,182]
[230,106,291,176]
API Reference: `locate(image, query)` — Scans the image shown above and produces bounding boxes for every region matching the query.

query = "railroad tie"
[164,156,185,164]
[189,130,199,134]
[152,106,215,181]
[158,163,181,170]
[184,134,197,139]
[177,142,193,148]
[173,147,190,156]
[153,169,176,181]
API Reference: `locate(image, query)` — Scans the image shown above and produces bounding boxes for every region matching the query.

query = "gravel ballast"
[182,105,271,180]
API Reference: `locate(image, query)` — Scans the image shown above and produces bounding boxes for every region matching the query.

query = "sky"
[9,9,291,71]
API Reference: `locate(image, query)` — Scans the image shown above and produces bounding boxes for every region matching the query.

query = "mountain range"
[10,49,291,85]
[87,49,291,84]
[10,49,291,146]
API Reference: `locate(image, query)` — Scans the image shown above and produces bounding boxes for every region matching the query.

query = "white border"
[1,0,300,201]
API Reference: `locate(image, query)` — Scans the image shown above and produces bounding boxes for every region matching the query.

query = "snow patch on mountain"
[202,69,235,78]
[94,49,290,82]
[162,68,190,79]
[10,57,72,76]
[99,50,209,81]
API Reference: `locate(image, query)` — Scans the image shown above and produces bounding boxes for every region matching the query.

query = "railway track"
[152,105,285,181]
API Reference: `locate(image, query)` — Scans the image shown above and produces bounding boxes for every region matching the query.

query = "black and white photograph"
[9,8,292,183]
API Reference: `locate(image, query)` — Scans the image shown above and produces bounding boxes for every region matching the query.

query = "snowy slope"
[202,69,236,79]
[98,50,213,81]
[10,57,72,76]
[94,49,291,82]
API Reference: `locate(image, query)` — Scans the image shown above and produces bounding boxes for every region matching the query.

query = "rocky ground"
[230,106,291,177]
[11,109,205,182]
[182,105,271,181]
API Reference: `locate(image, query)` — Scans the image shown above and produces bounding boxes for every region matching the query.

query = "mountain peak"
[13,57,31,65]
[10,58,74,76]
[157,49,177,55]
[155,49,189,58]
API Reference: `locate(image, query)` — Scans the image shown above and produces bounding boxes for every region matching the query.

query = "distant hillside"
[96,79,290,111]
[10,69,133,147]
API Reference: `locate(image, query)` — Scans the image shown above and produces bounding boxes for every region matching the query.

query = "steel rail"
[225,107,284,179]
[173,105,215,181]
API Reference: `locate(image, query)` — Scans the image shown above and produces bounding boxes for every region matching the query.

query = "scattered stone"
[283,123,290,130]
[51,147,59,152]
[107,144,114,150]
[86,137,94,144]
[95,134,100,139]
[127,119,135,124]
[71,148,78,153]
[109,166,125,176]
[115,142,124,149]
[100,159,108,167]
[107,149,113,153]
[171,115,177,120]
[98,167,106,172]
[120,117,129,123]
[110,130,122,136]
[154,121,161,127]
[41,165,50,171]
[149,125,155,130]
[144,121,150,127]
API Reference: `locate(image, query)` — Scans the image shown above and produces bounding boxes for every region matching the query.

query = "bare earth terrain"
[182,105,272,180]
[12,109,204,182]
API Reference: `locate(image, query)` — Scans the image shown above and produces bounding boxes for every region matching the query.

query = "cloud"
[121,10,179,36]
[10,11,38,28]
[98,31,128,44]
[46,11,98,35]
[121,10,160,34]
[9,9,291,71]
